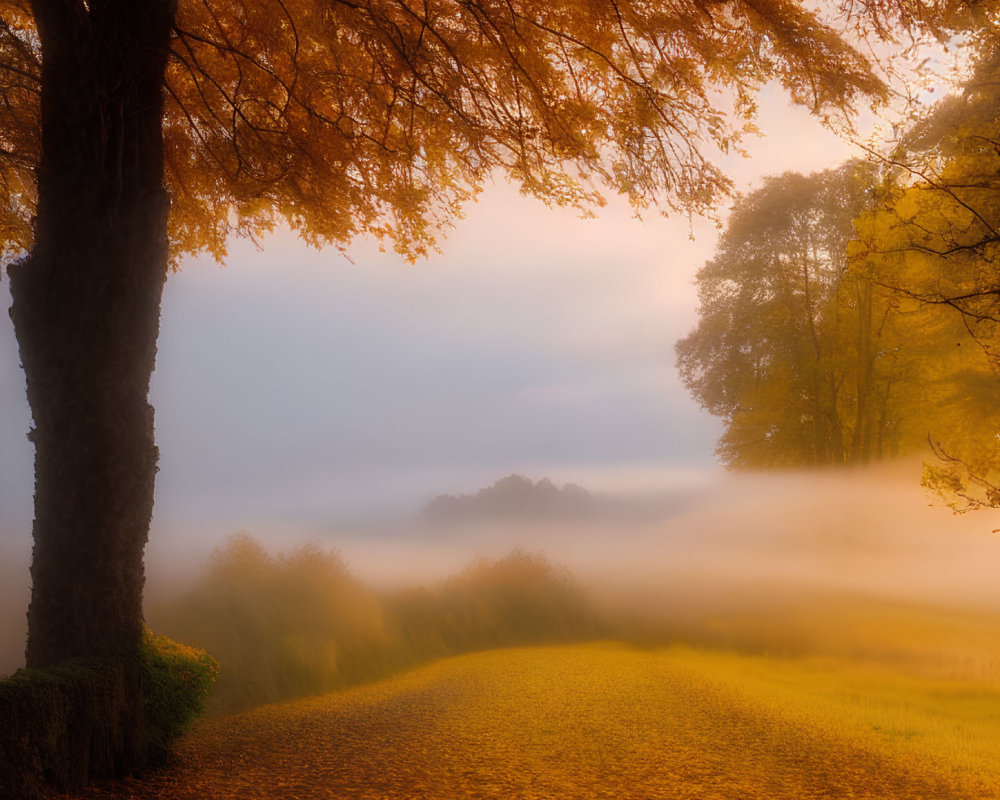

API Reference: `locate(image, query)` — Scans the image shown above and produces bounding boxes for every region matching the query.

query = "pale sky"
[0,85,860,550]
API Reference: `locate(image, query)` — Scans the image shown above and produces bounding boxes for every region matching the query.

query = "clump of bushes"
[141,629,219,758]
[387,550,596,661]
[151,535,596,712]
[0,633,216,799]
[153,534,390,711]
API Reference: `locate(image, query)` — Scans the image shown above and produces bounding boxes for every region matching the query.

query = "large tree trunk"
[9,0,175,672]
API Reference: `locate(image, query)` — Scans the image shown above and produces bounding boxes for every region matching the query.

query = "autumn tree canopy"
[676,163,901,467]
[677,160,998,470]
[851,38,1000,508]
[1,0,896,262]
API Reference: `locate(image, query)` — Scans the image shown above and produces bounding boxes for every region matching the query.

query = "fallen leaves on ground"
[60,643,995,799]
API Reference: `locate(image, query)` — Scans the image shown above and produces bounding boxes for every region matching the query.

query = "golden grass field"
[61,638,1000,800]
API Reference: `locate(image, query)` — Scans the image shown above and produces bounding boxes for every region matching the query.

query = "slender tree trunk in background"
[796,259,828,464]
[8,0,175,670]
[851,278,874,462]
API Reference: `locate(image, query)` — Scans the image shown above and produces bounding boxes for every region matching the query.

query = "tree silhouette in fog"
[422,474,592,522]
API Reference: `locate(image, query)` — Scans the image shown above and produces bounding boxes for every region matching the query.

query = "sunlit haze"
[4,82,995,680]
[1,85,855,539]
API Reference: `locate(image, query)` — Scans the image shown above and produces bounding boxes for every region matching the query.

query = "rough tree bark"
[9,0,175,681]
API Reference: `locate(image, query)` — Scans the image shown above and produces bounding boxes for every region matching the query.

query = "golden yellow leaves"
[62,643,997,799]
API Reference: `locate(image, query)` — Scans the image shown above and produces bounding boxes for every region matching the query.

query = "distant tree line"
[421,475,592,524]
[150,535,596,713]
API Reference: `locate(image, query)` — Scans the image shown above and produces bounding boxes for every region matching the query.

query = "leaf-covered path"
[62,644,991,799]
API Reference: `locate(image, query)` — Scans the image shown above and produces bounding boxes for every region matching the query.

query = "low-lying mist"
[146,538,595,711]
[1,461,998,700]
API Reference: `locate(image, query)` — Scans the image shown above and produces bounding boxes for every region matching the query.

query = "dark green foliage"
[141,630,219,759]
[0,659,145,799]
[0,634,216,799]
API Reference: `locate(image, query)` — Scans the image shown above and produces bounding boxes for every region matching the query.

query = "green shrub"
[141,629,218,757]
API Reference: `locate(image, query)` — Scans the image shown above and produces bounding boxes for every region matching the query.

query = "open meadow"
[58,638,1000,800]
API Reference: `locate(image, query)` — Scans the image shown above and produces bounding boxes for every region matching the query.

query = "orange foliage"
[0,0,898,261]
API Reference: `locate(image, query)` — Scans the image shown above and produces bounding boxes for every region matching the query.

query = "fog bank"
[2,462,998,678]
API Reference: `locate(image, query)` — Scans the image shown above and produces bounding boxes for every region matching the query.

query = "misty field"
[60,642,999,800]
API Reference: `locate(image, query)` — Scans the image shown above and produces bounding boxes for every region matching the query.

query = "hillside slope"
[62,643,998,799]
